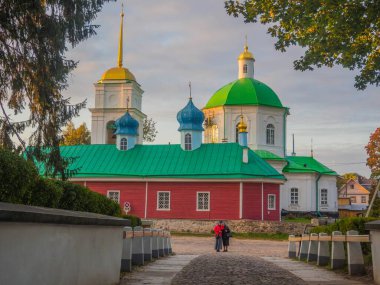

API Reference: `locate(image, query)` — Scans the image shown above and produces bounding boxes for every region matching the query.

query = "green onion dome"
[204,78,283,109]
[114,111,139,135]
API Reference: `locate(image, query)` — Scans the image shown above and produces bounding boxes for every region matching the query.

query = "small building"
[338,179,370,209]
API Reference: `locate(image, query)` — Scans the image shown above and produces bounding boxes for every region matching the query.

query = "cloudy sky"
[63,0,378,177]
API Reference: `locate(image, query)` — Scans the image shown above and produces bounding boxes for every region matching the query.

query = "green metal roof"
[283,156,337,176]
[255,150,286,161]
[40,143,285,180]
[204,78,283,109]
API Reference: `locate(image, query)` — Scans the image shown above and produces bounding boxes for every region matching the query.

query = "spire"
[244,34,248,52]
[189,81,192,99]
[117,3,124,68]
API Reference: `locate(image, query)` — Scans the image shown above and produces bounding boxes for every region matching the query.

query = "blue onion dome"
[114,111,139,135]
[177,98,205,131]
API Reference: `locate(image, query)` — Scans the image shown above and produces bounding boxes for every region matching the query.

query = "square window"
[361,196,366,203]
[107,190,120,203]
[350,196,356,203]
[290,188,299,205]
[157,192,170,210]
[197,192,210,211]
[268,194,276,210]
[321,189,328,206]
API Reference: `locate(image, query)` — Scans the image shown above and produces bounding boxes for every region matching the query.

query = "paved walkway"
[119,255,197,285]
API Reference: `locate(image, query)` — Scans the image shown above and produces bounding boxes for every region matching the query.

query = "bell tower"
[90,4,146,144]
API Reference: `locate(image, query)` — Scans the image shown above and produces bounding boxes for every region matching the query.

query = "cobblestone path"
[171,253,307,285]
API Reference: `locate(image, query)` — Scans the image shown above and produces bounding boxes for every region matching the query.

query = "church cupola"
[237,115,248,147]
[238,39,255,79]
[114,111,139,150]
[177,95,204,151]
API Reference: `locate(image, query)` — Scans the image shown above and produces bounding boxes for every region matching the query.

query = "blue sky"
[62,0,379,177]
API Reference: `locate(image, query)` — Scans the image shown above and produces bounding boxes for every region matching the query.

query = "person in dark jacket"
[222,222,231,252]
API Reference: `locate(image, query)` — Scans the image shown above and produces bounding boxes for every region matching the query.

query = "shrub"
[30,177,64,208]
[0,148,38,204]
[310,217,377,235]
[121,214,142,227]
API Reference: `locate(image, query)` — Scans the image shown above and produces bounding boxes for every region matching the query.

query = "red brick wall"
[242,183,262,220]
[242,182,280,221]
[86,181,146,218]
[147,182,240,220]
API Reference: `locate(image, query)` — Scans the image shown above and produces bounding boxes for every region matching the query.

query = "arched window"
[243,64,248,74]
[211,125,219,143]
[120,138,128,151]
[235,123,240,143]
[185,133,192,150]
[266,124,275,145]
[106,121,116,144]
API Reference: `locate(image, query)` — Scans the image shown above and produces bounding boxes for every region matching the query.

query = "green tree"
[225,0,380,90]
[337,172,358,189]
[0,0,112,179]
[143,117,158,142]
[61,122,91,146]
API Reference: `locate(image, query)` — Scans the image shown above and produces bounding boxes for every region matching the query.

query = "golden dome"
[238,115,247,132]
[238,44,254,60]
[100,67,136,82]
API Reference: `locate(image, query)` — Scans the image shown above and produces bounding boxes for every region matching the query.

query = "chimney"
[243,148,248,163]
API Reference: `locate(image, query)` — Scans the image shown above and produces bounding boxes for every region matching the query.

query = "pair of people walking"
[213,220,231,252]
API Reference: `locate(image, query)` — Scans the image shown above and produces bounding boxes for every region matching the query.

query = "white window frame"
[290,188,299,205]
[107,190,120,203]
[157,191,170,211]
[196,192,210,211]
[120,138,128,150]
[268,194,276,210]
[350,196,356,203]
[266,124,275,145]
[361,196,366,203]
[185,133,192,150]
[320,188,328,206]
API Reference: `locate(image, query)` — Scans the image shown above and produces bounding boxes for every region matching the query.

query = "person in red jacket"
[213,221,224,252]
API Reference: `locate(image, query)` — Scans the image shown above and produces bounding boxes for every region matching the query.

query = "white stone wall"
[280,173,338,213]
[203,105,286,157]
[0,222,123,285]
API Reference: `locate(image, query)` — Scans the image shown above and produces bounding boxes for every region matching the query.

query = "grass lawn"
[171,231,288,241]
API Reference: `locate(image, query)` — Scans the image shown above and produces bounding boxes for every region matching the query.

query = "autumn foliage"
[366,128,380,178]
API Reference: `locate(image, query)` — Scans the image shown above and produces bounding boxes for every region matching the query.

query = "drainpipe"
[316,173,322,217]
[283,108,288,157]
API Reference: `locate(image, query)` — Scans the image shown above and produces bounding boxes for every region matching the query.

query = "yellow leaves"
[61,122,90,146]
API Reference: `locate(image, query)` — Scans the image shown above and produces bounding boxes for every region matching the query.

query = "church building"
[61,9,338,220]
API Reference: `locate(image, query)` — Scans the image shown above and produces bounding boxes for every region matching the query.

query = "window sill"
[156,209,171,211]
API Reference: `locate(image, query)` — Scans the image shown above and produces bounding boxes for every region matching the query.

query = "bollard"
[307,233,318,262]
[168,232,172,254]
[121,227,133,272]
[331,231,345,269]
[132,226,144,266]
[143,228,153,262]
[163,231,169,256]
[299,234,309,261]
[347,230,365,275]
[151,229,159,259]
[317,233,330,266]
[158,229,165,257]
[288,235,297,258]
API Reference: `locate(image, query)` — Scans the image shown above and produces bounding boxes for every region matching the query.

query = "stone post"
[143,228,153,262]
[317,232,330,266]
[347,230,365,275]
[163,231,169,255]
[307,233,318,262]
[299,234,309,261]
[132,226,144,266]
[121,227,133,272]
[152,229,159,259]
[158,229,165,257]
[366,220,380,284]
[331,231,345,269]
[288,235,297,258]
[168,232,173,254]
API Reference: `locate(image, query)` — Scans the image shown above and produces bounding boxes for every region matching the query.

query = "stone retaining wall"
[151,219,306,235]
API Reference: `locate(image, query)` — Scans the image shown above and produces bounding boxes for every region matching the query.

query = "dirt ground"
[171,236,288,257]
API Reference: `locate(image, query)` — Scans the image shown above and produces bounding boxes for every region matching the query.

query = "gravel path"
[172,236,288,257]
[171,253,307,285]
